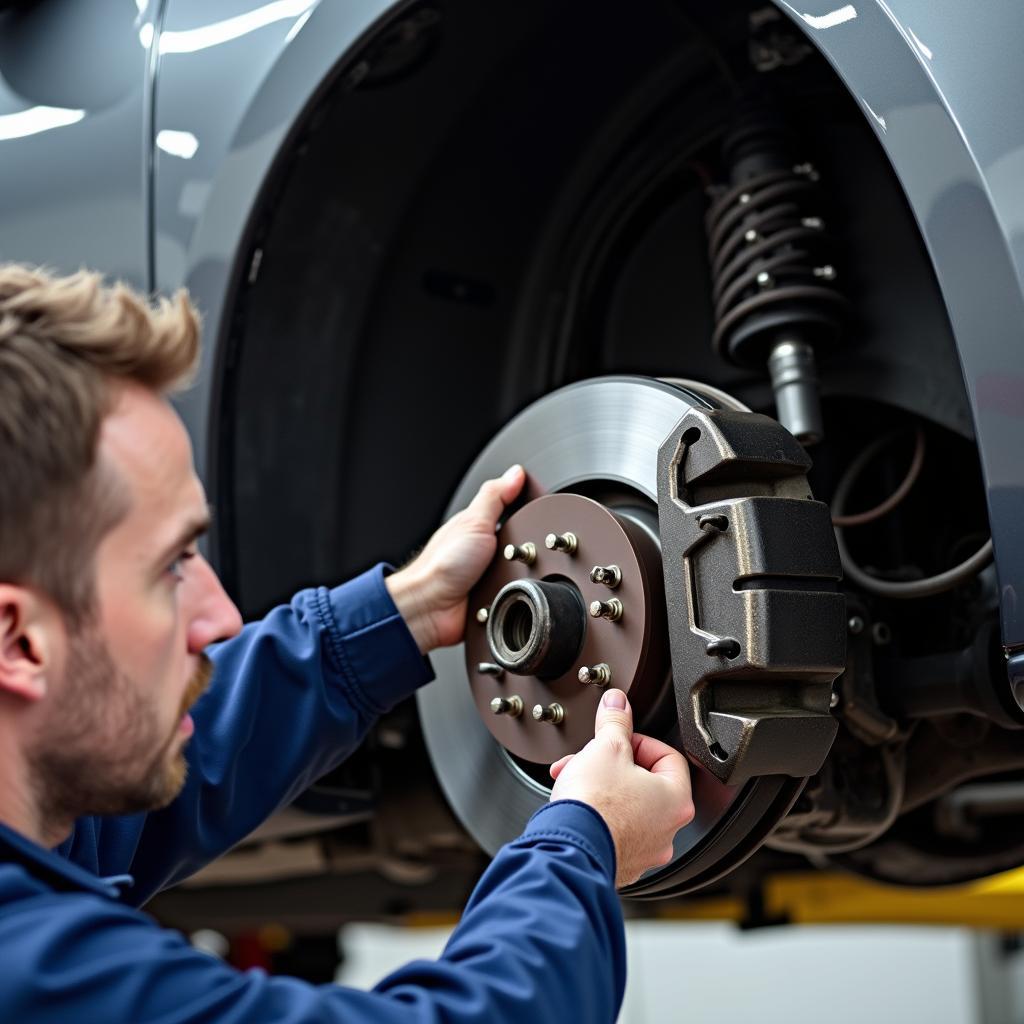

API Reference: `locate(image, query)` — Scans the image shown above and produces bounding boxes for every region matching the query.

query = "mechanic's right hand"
[548,689,694,888]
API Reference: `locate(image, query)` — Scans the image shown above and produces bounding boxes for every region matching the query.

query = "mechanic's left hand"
[385,464,526,653]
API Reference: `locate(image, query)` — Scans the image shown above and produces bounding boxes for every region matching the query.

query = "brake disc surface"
[418,375,807,896]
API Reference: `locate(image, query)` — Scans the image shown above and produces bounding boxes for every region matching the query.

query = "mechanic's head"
[0,264,242,841]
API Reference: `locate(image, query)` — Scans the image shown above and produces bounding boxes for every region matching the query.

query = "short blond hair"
[0,264,200,621]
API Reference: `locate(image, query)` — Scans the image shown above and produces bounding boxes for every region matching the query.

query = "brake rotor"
[418,375,808,896]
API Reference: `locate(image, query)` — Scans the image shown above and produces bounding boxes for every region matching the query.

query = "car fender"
[776,0,1024,649]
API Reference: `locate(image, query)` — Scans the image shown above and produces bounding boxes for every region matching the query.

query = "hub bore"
[486,579,586,679]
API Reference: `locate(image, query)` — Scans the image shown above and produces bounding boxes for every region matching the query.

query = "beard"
[28,624,213,825]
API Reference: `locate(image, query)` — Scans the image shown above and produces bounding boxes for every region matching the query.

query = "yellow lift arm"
[657,869,1024,930]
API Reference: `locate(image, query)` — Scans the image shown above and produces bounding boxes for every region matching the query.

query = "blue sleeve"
[373,801,626,1021]
[2,803,625,1024]
[58,564,433,904]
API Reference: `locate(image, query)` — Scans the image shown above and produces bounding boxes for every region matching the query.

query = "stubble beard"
[28,624,213,826]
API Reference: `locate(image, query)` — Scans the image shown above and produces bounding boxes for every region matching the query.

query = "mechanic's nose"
[187,554,243,650]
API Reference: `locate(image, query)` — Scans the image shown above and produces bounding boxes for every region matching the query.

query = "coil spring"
[705,162,848,364]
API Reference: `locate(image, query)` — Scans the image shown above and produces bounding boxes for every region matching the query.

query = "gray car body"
[1,0,1023,663]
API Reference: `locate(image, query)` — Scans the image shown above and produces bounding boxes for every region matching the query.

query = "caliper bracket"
[657,407,845,786]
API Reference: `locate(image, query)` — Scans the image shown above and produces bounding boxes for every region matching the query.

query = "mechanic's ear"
[0,585,60,702]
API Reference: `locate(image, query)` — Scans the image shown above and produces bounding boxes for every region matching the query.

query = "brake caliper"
[658,407,845,786]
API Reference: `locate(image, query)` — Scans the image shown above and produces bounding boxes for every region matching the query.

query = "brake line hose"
[832,431,994,599]
[831,427,926,527]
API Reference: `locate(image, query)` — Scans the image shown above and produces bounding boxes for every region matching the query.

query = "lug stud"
[589,564,622,589]
[532,702,565,724]
[756,271,774,289]
[545,531,578,555]
[744,229,760,244]
[476,607,489,624]
[491,695,523,717]
[478,662,504,678]
[503,542,536,565]
[578,663,611,687]
[589,598,623,622]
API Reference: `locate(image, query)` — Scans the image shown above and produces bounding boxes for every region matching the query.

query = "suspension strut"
[706,113,849,445]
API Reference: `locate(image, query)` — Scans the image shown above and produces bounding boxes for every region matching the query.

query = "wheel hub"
[466,492,668,764]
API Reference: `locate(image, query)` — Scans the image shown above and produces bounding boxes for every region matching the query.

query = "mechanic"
[0,264,694,1023]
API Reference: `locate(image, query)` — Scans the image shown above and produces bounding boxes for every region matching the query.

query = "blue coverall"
[0,565,626,1022]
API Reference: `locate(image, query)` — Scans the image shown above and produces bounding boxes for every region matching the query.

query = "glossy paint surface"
[0,0,158,287]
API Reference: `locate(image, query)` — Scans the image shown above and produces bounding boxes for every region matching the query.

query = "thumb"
[498,463,526,503]
[594,689,634,756]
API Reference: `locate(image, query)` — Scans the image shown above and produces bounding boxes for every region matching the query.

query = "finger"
[631,733,691,787]
[631,732,684,771]
[593,689,634,757]
[466,465,525,528]
[549,753,574,780]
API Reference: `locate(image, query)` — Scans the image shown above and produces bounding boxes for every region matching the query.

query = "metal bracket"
[657,407,845,786]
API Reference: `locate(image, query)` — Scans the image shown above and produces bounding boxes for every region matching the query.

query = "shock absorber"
[706,113,849,445]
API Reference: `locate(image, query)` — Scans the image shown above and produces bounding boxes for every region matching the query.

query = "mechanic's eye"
[168,549,197,581]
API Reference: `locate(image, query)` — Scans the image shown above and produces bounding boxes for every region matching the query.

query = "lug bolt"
[847,615,865,635]
[739,192,751,205]
[744,229,760,244]
[476,607,489,624]
[589,564,622,589]
[813,264,837,281]
[491,695,523,717]
[478,662,504,678]
[532,702,565,724]
[756,271,774,289]
[503,542,537,565]
[802,216,824,229]
[589,598,623,622]
[545,531,578,555]
[578,663,611,687]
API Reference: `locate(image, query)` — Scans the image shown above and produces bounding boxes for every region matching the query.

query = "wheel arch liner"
[154,0,411,532]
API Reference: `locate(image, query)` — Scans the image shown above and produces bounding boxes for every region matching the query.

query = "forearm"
[61,565,433,901]
[374,800,626,1022]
